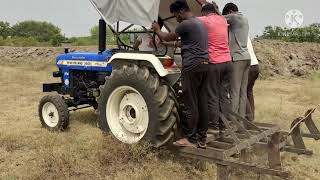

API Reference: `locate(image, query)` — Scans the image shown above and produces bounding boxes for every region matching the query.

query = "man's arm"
[224,14,235,25]
[161,41,181,48]
[152,22,178,42]
[196,0,208,6]
[156,31,179,42]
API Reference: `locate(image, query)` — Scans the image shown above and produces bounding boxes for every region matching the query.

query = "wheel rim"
[42,102,59,128]
[106,86,149,144]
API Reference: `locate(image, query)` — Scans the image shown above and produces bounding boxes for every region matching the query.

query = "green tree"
[90,25,99,39]
[260,24,320,43]
[0,21,12,38]
[11,20,65,46]
[90,25,116,44]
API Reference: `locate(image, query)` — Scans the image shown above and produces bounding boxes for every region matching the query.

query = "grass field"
[0,62,319,180]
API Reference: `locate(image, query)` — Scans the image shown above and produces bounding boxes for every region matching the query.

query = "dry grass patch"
[0,63,319,180]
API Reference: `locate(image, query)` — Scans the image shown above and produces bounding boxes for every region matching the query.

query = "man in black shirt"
[152,0,210,148]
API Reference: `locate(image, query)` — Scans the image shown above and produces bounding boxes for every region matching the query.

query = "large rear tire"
[39,95,69,131]
[98,64,179,147]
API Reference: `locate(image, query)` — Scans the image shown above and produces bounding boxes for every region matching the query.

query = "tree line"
[259,24,320,43]
[0,21,65,46]
[0,20,120,47]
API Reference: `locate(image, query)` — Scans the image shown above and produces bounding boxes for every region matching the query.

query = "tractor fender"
[108,53,169,77]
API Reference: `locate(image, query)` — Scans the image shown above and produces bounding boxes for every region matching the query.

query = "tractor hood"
[56,51,113,62]
[90,0,202,32]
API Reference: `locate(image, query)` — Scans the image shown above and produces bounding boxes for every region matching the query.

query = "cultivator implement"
[178,107,319,179]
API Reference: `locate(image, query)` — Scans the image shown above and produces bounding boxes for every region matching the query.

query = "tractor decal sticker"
[71,56,86,60]
[57,60,109,67]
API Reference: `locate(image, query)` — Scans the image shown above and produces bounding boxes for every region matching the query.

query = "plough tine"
[304,109,320,140]
[288,108,316,135]
[286,107,319,155]
[222,112,252,138]
[290,117,307,152]
[220,114,241,144]
[222,104,262,132]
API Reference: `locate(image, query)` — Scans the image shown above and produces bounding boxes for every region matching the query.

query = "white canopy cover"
[90,0,202,32]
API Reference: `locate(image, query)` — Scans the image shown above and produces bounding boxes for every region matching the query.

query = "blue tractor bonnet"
[56,50,113,62]
[56,50,113,72]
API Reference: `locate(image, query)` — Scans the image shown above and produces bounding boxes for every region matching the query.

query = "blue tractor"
[38,0,203,147]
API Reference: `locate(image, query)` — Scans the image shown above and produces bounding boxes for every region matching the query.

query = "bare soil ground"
[0,41,320,179]
[253,40,320,77]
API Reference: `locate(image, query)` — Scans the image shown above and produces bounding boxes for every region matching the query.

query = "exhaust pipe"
[99,18,106,53]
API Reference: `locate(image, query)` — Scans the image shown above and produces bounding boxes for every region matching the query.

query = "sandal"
[198,142,207,149]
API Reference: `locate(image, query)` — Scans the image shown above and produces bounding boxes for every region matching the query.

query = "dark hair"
[222,3,239,15]
[170,0,191,14]
[201,3,219,14]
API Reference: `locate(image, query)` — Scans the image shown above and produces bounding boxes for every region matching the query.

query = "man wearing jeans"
[152,0,210,148]
[222,3,250,118]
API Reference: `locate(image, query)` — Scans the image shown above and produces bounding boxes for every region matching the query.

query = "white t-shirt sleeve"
[247,36,259,66]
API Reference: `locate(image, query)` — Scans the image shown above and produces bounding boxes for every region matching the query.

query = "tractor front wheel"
[39,95,69,131]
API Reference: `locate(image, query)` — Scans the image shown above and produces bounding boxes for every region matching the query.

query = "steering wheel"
[117,37,135,51]
[152,32,168,56]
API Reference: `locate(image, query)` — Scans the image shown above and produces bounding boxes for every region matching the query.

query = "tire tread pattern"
[98,64,179,147]
[38,94,69,131]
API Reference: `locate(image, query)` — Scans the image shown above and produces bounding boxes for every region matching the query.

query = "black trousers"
[246,65,260,121]
[181,63,209,143]
[207,62,232,127]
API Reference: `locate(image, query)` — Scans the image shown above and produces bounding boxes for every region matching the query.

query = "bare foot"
[173,138,197,148]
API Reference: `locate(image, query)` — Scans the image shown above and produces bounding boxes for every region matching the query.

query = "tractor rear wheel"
[98,64,179,147]
[39,95,69,131]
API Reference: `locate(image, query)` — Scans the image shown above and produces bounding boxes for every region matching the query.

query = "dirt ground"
[0,42,320,179]
[253,40,320,78]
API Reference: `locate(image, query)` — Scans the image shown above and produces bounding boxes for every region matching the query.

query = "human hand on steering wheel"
[151,22,161,33]
[152,32,168,56]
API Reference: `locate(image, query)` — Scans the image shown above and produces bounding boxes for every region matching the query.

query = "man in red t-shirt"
[198,3,232,129]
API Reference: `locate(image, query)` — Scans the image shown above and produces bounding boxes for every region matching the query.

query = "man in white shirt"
[246,37,260,122]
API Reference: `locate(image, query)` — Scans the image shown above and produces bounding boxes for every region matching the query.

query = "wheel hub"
[119,93,147,134]
[124,105,136,123]
[106,86,149,144]
[42,102,59,128]
[49,112,54,118]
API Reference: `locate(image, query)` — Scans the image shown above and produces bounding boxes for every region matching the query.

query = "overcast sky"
[0,0,319,37]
